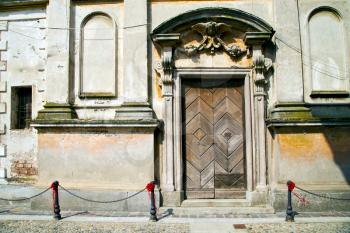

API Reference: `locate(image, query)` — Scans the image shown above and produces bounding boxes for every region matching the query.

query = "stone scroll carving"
[155,47,174,97]
[253,55,273,94]
[181,22,247,58]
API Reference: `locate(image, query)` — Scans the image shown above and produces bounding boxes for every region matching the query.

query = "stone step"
[159,206,275,216]
[181,199,251,208]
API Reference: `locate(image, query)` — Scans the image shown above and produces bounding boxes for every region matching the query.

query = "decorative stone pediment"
[151,8,275,95]
[152,8,274,66]
[181,22,248,59]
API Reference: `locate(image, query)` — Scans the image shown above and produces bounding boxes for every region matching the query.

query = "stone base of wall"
[0,184,159,212]
[271,189,350,212]
[32,123,158,190]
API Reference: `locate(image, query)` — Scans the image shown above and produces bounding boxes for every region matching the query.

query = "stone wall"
[0,6,47,184]
[36,127,155,190]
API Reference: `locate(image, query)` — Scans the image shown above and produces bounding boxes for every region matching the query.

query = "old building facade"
[0,0,349,212]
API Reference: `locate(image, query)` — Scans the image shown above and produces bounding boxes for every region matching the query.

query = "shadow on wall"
[277,126,350,185]
[321,126,350,185]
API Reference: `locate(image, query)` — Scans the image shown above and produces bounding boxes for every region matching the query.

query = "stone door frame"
[151,7,274,206]
[173,69,253,199]
[154,46,273,206]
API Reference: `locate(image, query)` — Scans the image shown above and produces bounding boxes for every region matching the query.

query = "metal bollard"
[51,181,61,220]
[286,180,295,222]
[146,181,157,222]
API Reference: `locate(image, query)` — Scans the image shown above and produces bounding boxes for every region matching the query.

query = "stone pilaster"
[153,34,180,193]
[245,32,273,192]
[37,0,76,120]
[115,0,152,119]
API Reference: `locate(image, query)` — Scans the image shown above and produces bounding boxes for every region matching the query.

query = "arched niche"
[308,7,348,96]
[80,12,117,98]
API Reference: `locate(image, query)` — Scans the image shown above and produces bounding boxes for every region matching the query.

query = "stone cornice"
[151,33,181,47]
[244,32,274,46]
[267,102,350,127]
[31,119,160,129]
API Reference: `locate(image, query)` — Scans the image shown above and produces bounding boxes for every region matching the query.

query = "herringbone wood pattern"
[183,79,245,199]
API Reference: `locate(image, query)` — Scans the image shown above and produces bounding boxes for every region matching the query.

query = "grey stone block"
[161,191,183,207]
[0,124,5,135]
[0,61,6,71]
[0,144,6,157]
[126,190,159,212]
[32,189,129,212]
[0,103,6,113]
[0,21,7,31]
[272,190,350,212]
[0,41,7,51]
[0,81,6,92]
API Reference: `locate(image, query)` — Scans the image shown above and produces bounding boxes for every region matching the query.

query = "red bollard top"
[287,180,295,192]
[50,181,59,191]
[146,182,155,192]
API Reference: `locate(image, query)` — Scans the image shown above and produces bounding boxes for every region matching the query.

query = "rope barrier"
[0,187,51,202]
[0,181,158,221]
[295,185,350,201]
[58,185,146,204]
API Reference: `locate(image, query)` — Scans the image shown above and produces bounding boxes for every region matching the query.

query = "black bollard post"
[51,181,61,220]
[286,180,295,222]
[146,181,157,222]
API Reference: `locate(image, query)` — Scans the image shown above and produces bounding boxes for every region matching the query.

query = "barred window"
[11,87,32,129]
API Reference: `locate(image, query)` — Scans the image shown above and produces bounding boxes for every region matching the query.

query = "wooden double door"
[183,79,246,199]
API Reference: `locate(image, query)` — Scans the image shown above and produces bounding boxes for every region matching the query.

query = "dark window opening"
[11,87,32,129]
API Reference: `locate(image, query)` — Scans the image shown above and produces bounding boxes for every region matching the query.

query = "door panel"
[183,79,245,199]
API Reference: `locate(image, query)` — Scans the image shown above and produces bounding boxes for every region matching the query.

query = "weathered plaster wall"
[72,2,125,119]
[273,0,304,103]
[275,127,350,187]
[37,129,155,190]
[0,8,46,183]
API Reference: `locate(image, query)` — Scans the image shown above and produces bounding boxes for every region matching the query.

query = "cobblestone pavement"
[246,222,350,233]
[0,221,190,233]
[0,220,350,233]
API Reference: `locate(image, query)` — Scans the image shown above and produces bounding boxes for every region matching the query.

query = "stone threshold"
[159,206,275,215]
[181,199,251,208]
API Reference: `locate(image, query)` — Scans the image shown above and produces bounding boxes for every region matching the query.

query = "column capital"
[253,54,273,96]
[154,42,179,97]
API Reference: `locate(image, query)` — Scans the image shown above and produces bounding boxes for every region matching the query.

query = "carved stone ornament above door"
[181,22,248,58]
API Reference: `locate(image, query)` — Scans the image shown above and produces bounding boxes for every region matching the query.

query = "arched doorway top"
[151,7,274,35]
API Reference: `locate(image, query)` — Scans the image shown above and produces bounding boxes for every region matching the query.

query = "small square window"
[11,86,32,129]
